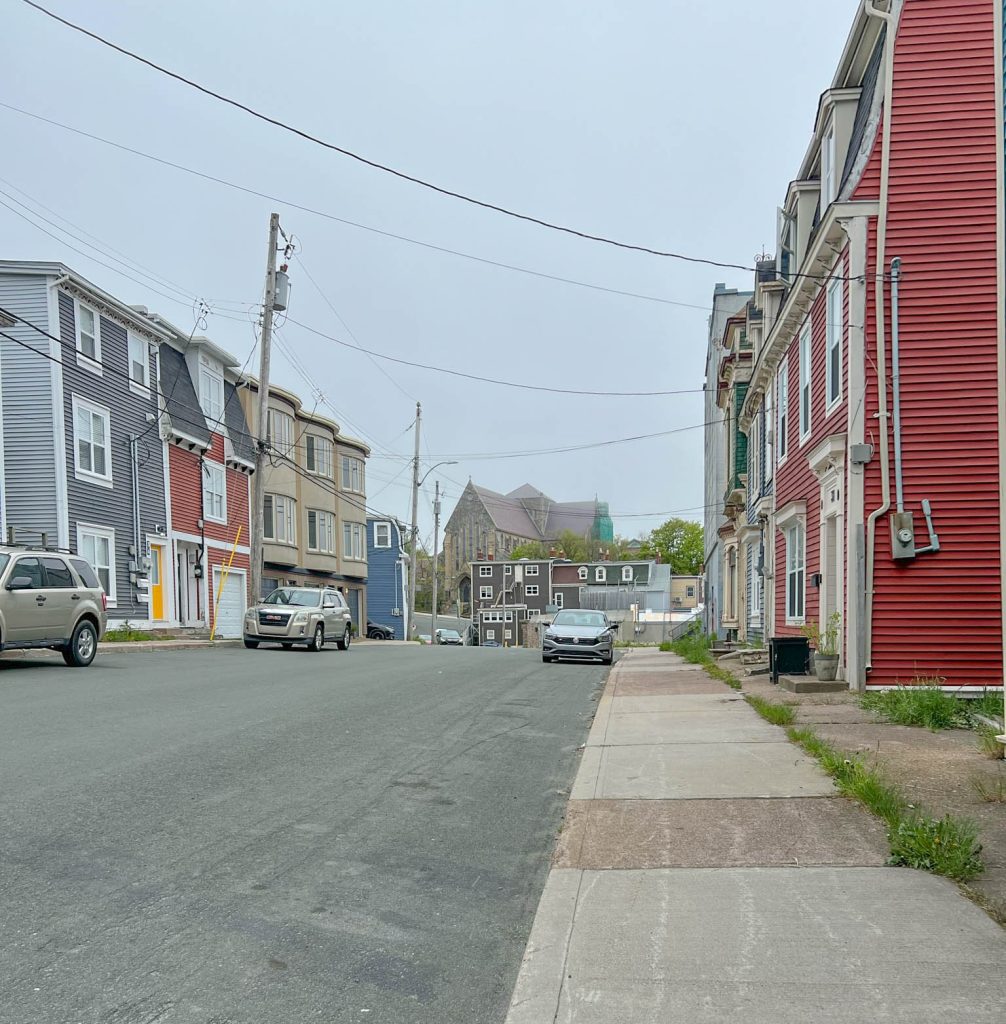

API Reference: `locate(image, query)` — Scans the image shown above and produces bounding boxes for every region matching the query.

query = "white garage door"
[212,568,246,639]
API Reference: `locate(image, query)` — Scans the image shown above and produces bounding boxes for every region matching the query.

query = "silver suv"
[243,587,353,651]
[0,547,108,667]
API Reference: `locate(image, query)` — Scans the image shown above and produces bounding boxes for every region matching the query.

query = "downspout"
[130,435,142,594]
[890,257,904,513]
[863,0,897,679]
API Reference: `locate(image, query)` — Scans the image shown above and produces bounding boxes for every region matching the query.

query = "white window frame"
[505,610,514,622]
[76,522,116,606]
[484,610,503,623]
[821,118,837,207]
[203,461,227,524]
[72,395,113,488]
[505,564,512,575]
[306,434,334,477]
[127,333,150,392]
[342,522,365,560]
[480,585,493,600]
[199,359,224,425]
[525,564,539,577]
[269,409,295,455]
[554,592,564,608]
[307,509,336,554]
[525,584,539,597]
[826,277,844,410]
[73,298,102,372]
[764,384,774,483]
[799,323,812,442]
[777,358,789,464]
[504,629,512,641]
[686,585,696,598]
[264,494,296,545]
[621,565,633,582]
[341,456,364,493]
[785,523,806,625]
[485,629,496,640]
[373,521,392,549]
[479,565,493,577]
[595,566,606,583]
[577,566,588,581]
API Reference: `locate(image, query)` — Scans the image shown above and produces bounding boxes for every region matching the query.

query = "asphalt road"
[0,644,607,1024]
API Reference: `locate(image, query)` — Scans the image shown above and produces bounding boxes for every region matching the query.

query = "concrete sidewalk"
[506,649,1006,1023]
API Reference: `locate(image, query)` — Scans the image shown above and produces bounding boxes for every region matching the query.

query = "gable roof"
[473,485,541,538]
[159,345,210,446]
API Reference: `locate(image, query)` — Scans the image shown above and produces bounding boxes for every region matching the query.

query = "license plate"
[263,614,283,623]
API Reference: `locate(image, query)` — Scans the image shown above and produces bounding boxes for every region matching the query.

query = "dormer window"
[595,567,606,583]
[577,566,588,581]
[821,119,837,207]
[199,359,224,424]
[778,209,797,284]
[621,565,633,582]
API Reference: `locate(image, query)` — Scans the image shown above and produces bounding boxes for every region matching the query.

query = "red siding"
[862,0,1002,686]
[168,435,250,547]
[773,252,851,639]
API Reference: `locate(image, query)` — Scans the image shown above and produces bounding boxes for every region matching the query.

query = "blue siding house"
[365,517,408,639]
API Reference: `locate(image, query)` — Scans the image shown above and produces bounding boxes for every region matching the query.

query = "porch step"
[778,674,848,694]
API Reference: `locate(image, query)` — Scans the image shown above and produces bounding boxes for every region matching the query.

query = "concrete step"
[778,674,848,694]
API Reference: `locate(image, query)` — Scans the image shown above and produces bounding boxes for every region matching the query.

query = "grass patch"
[976,723,1006,761]
[746,694,796,727]
[861,684,972,731]
[970,689,1006,725]
[669,632,712,664]
[658,641,672,652]
[970,773,1006,803]
[786,725,983,880]
[707,663,742,690]
[104,626,152,643]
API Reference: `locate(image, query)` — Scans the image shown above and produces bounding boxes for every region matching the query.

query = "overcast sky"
[1,0,859,547]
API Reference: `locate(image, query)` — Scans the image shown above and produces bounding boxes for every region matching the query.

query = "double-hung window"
[621,565,633,582]
[554,592,564,608]
[578,567,588,581]
[777,359,789,463]
[480,585,493,601]
[269,410,294,455]
[785,523,806,624]
[307,510,336,553]
[525,584,539,597]
[799,324,812,441]
[342,456,364,493]
[342,522,365,560]
[595,567,606,583]
[74,300,101,368]
[77,523,115,603]
[373,522,391,548]
[479,565,493,577]
[200,361,224,424]
[73,396,112,486]
[525,564,539,577]
[821,120,837,207]
[128,334,149,390]
[264,494,296,544]
[306,434,333,476]
[826,278,844,408]
[203,462,227,523]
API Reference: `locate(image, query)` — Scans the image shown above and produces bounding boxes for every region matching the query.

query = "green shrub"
[888,815,984,881]
[658,641,672,652]
[669,632,712,665]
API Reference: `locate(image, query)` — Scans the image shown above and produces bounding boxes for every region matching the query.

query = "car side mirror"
[609,621,619,631]
[7,576,33,591]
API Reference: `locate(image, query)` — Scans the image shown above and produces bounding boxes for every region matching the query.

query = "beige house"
[240,381,370,629]
[670,576,702,611]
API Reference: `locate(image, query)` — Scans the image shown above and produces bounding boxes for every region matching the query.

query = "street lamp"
[408,460,458,642]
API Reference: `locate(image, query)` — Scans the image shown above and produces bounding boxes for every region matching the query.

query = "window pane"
[93,445,106,477]
[14,558,45,588]
[42,557,74,588]
[308,511,318,549]
[263,496,274,538]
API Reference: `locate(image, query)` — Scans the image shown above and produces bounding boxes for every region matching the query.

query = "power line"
[0,101,725,310]
[21,0,783,275]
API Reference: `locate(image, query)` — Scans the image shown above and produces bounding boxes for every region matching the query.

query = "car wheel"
[243,638,259,649]
[602,655,613,666]
[281,642,293,650]
[63,620,98,668]
[542,654,553,664]
[337,626,351,651]
[367,629,380,640]
[308,624,324,652]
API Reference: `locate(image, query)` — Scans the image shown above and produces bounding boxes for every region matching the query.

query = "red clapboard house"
[144,314,255,638]
[729,0,1003,690]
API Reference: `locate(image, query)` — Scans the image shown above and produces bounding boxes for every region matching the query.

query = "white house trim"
[47,279,70,548]
[171,530,250,555]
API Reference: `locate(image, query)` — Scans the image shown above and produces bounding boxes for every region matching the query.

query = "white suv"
[243,587,353,651]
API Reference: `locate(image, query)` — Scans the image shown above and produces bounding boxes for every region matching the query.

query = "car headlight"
[292,611,309,624]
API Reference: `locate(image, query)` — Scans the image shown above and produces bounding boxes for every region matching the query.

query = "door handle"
[35,596,46,603]
[71,594,81,601]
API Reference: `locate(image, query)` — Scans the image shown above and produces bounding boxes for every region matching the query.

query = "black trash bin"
[769,636,810,684]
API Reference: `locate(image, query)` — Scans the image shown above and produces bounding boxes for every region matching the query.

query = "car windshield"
[262,588,322,608]
[551,610,608,629]
[439,630,461,639]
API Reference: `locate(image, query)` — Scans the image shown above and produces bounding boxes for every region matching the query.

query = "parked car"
[0,546,108,667]
[435,628,463,646]
[367,620,395,640]
[481,639,501,648]
[243,587,352,651]
[542,609,616,666]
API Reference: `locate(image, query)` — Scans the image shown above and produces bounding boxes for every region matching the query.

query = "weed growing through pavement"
[976,724,1006,760]
[745,694,796,727]
[862,683,973,731]
[786,726,984,881]
[104,621,152,643]
[664,633,743,689]
[970,773,1006,803]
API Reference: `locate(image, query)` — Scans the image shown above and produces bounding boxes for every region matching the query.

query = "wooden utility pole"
[249,213,280,606]
[430,479,441,643]
[407,402,421,640]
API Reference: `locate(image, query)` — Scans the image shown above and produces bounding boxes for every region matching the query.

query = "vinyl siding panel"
[58,290,168,621]
[0,272,59,543]
[366,518,407,639]
[863,0,1002,686]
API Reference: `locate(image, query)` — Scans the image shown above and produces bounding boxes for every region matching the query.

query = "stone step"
[778,674,849,694]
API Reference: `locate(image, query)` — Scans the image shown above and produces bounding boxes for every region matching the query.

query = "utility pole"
[407,402,421,641]
[249,212,281,606]
[431,480,441,643]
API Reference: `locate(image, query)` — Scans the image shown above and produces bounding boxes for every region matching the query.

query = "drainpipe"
[863,0,897,677]
[890,257,904,513]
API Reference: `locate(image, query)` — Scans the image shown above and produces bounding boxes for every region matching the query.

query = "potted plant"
[802,613,841,681]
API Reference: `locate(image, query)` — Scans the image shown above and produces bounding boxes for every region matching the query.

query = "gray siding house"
[0,261,171,623]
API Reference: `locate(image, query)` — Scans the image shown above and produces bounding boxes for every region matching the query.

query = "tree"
[509,540,548,560]
[639,518,703,575]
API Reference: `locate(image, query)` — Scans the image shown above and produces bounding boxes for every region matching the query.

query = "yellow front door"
[150,544,165,621]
